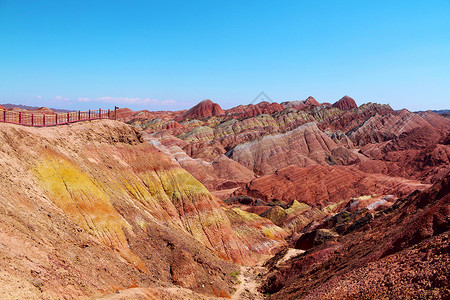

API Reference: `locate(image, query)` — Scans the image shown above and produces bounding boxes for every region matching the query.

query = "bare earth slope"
[261,173,450,299]
[2,96,449,299]
[236,164,429,206]
[0,120,286,299]
[227,122,358,175]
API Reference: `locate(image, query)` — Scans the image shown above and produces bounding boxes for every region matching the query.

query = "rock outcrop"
[261,173,450,299]
[147,137,256,194]
[281,96,320,110]
[227,122,359,175]
[179,99,225,120]
[332,95,357,110]
[303,96,320,107]
[358,124,450,183]
[235,164,428,206]
[226,101,284,118]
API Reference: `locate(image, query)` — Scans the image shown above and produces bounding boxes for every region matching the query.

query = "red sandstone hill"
[115,107,135,118]
[358,124,450,183]
[117,99,449,203]
[235,164,428,206]
[121,97,450,192]
[332,95,357,110]
[303,96,320,107]
[281,96,321,110]
[226,101,284,118]
[178,99,225,120]
[261,173,450,299]
[227,122,360,175]
[144,133,256,193]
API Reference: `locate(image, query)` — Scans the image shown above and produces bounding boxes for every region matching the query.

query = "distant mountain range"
[415,109,450,115]
[0,103,73,113]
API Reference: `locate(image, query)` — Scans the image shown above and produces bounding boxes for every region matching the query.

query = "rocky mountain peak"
[333,95,358,110]
[303,96,320,106]
[182,99,225,119]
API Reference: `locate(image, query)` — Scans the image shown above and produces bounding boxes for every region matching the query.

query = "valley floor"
[231,266,265,300]
[232,248,305,300]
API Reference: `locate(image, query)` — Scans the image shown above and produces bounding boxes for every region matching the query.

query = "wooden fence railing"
[0,107,117,127]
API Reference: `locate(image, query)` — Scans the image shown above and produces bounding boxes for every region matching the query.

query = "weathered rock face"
[147,138,256,194]
[0,120,286,299]
[303,96,320,107]
[281,100,307,110]
[226,101,284,118]
[327,130,354,148]
[132,119,185,135]
[179,99,225,120]
[358,124,450,183]
[227,122,359,175]
[281,96,320,110]
[260,200,327,233]
[318,102,394,133]
[148,129,187,148]
[124,97,450,192]
[332,95,357,110]
[261,173,450,300]
[348,109,440,146]
[224,208,288,255]
[294,229,340,250]
[235,164,429,206]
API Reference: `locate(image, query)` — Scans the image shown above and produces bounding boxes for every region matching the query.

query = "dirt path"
[231,248,305,299]
[231,265,266,300]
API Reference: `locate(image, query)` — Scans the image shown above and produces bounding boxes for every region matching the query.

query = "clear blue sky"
[1,0,449,111]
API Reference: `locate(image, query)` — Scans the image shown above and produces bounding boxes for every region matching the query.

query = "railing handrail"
[0,107,118,127]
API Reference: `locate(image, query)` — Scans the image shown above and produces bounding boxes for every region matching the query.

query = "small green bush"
[230,270,240,281]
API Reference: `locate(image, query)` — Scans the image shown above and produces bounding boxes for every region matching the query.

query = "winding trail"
[231,265,266,300]
[231,248,305,299]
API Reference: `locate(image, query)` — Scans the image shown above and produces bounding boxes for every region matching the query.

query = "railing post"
[88,110,91,120]
[67,112,70,123]
[31,114,34,127]
[108,109,110,119]
[99,108,101,119]
[19,112,22,124]
[78,110,81,121]
[43,114,46,126]
[56,114,58,125]
[3,110,6,123]
[114,106,118,120]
